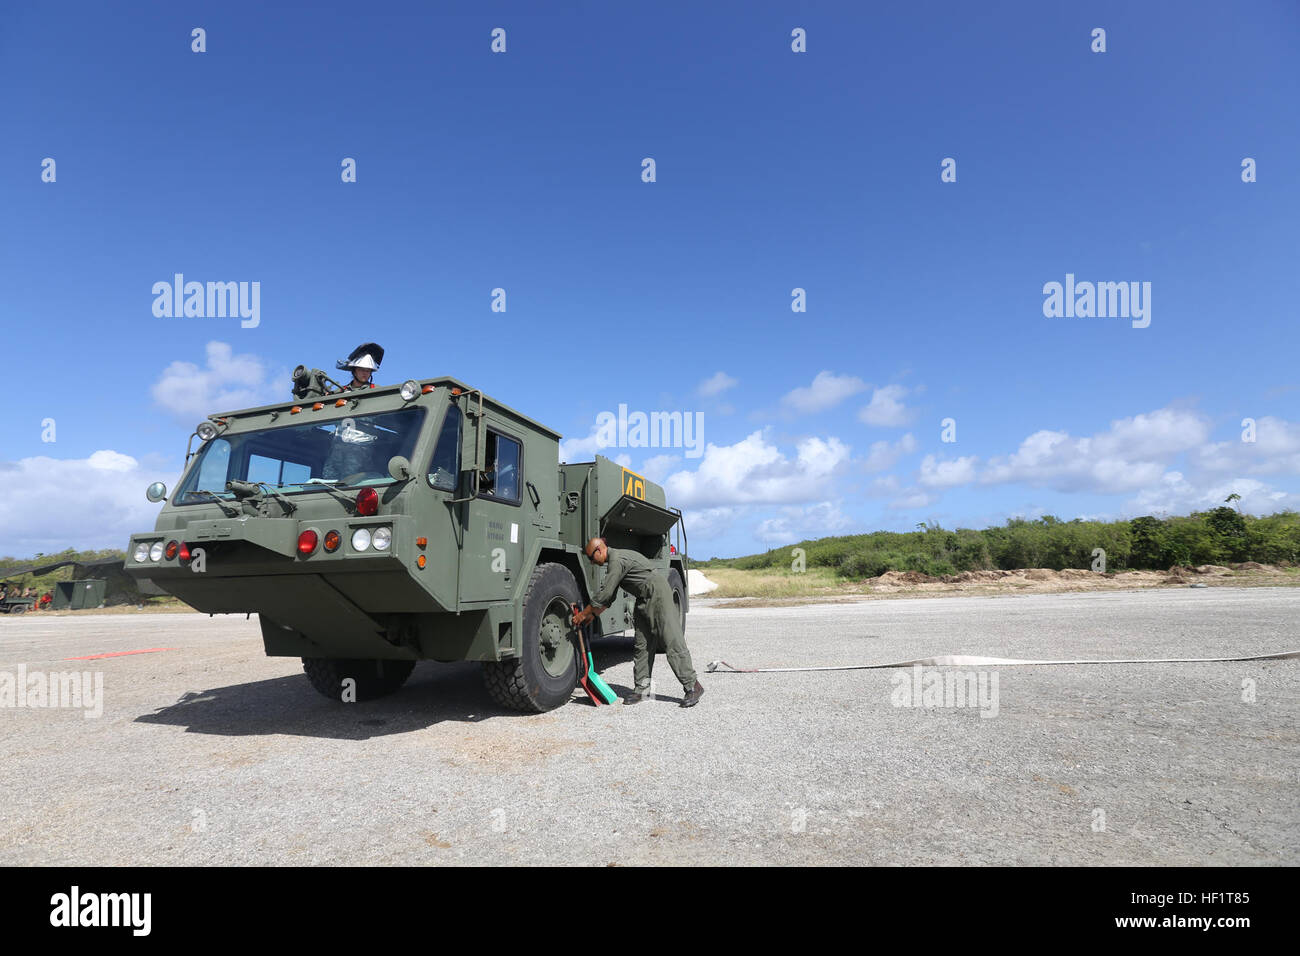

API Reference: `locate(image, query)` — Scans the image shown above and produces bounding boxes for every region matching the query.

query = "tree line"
[700,508,1300,579]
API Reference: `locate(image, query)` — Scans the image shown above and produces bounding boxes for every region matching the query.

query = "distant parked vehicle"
[0,580,37,614]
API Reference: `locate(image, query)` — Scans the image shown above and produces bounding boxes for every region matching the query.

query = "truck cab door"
[459,426,525,603]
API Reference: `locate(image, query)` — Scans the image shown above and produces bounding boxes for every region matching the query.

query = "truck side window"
[428,405,462,492]
[482,432,521,503]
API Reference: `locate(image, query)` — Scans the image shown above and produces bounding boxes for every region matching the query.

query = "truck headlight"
[372,527,392,551]
[133,543,150,563]
[149,542,165,562]
[351,528,371,552]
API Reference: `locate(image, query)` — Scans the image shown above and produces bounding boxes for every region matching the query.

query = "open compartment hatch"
[602,494,680,537]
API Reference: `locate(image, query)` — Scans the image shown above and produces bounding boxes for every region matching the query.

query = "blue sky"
[1,0,1297,558]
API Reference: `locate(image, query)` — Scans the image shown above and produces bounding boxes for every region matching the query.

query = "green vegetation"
[698,509,1300,579]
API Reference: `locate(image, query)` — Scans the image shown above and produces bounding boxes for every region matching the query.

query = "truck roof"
[210,376,563,440]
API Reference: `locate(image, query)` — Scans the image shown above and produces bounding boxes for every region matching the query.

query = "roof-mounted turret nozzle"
[291,365,342,400]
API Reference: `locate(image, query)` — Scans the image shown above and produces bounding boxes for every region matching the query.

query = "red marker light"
[356,487,379,516]
[179,543,191,561]
[297,530,319,554]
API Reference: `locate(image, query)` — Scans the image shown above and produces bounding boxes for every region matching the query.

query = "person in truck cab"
[335,342,384,391]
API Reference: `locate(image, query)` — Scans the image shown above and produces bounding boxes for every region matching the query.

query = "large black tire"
[667,568,686,636]
[482,562,582,712]
[302,657,415,702]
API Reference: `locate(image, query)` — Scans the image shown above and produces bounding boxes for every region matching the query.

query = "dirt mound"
[857,560,1283,595]
[1022,569,1059,581]
[1057,568,1098,579]
[874,570,934,585]
[943,570,1012,583]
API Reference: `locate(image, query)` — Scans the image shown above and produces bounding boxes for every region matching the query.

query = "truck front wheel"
[482,562,581,712]
[302,657,415,702]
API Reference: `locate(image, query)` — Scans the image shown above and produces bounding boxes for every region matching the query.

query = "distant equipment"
[51,579,107,611]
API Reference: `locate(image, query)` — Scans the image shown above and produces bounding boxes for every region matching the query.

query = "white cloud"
[889,488,937,510]
[151,341,285,422]
[1125,473,1297,517]
[1194,417,1300,476]
[911,408,1214,495]
[902,407,1299,516]
[662,430,851,509]
[980,408,1210,492]
[640,454,681,482]
[0,450,176,556]
[754,501,855,545]
[862,433,917,473]
[781,371,867,414]
[679,506,741,545]
[918,454,978,488]
[559,421,604,462]
[868,475,901,496]
[697,371,738,397]
[857,385,915,427]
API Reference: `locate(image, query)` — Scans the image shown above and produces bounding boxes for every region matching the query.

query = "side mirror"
[387,456,412,481]
[146,482,168,503]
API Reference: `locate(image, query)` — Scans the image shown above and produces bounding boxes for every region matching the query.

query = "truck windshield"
[174,407,426,503]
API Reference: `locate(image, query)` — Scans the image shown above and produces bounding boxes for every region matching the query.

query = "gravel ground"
[1,587,1296,866]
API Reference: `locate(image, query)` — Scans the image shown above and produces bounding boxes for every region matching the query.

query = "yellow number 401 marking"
[621,468,646,500]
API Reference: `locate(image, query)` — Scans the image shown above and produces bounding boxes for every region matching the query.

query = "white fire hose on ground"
[706,649,1300,673]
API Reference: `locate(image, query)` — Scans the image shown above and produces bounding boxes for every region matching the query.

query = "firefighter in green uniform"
[571,537,704,707]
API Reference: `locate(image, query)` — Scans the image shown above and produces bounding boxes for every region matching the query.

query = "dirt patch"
[875,570,933,585]
[438,726,597,768]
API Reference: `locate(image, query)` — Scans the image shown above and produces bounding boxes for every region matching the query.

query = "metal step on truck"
[124,373,689,712]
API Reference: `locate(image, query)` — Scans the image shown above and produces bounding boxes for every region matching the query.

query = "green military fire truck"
[125,374,689,712]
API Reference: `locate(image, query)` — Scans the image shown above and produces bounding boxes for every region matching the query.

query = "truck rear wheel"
[302,657,415,702]
[482,562,581,712]
[668,568,686,635]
